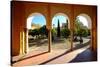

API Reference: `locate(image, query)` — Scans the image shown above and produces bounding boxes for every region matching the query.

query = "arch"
[51,12,71,50]
[74,13,92,49]
[76,13,92,29]
[25,12,48,53]
[52,13,70,29]
[27,12,46,29]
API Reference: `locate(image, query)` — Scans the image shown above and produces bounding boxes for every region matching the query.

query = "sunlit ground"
[28,36,90,55]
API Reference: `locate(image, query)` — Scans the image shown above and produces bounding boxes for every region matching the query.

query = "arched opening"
[73,14,92,49]
[26,13,48,56]
[51,13,71,51]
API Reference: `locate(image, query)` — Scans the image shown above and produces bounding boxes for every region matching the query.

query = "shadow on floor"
[11,51,49,65]
[39,49,71,65]
[39,48,97,65]
[69,49,97,63]
[12,40,97,65]
[39,41,91,65]
[73,40,90,50]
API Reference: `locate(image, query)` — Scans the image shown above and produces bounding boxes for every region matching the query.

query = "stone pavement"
[12,44,97,66]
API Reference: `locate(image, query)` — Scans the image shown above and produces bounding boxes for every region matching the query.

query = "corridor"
[12,45,97,66]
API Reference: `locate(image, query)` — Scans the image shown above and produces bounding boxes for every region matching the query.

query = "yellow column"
[20,31,25,55]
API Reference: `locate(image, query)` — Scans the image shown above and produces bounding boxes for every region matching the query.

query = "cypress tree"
[57,19,60,37]
[66,19,68,29]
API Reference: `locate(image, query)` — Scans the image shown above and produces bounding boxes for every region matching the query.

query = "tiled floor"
[69,49,97,62]
[12,44,97,66]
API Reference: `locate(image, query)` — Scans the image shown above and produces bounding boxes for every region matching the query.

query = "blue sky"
[32,15,67,27]
[32,15,46,26]
[52,15,67,27]
[31,15,88,28]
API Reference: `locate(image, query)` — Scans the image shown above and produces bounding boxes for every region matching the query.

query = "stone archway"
[25,12,49,55]
[52,13,70,29]
[51,13,72,51]
[77,14,92,29]
[73,13,92,49]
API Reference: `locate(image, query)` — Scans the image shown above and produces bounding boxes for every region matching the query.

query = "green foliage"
[76,28,89,37]
[29,25,48,38]
[61,28,70,38]
[51,28,57,41]
[52,28,57,36]
[29,29,33,35]
[39,25,48,37]
[87,29,90,36]
[29,29,39,37]
[75,17,90,37]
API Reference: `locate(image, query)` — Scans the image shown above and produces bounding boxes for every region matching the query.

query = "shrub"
[61,28,70,38]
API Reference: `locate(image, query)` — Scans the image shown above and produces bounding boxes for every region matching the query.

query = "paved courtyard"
[12,37,96,66]
[12,44,97,66]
